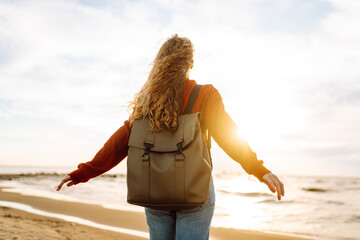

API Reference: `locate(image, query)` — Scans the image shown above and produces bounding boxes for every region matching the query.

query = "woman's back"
[57,34,284,240]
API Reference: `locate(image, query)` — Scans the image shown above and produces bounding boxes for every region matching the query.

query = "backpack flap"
[128,112,201,152]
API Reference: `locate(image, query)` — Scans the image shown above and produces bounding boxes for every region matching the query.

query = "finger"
[280,180,285,196]
[270,175,282,200]
[267,183,276,193]
[274,175,285,196]
[265,177,276,193]
[273,179,282,201]
[57,177,70,191]
[66,181,74,187]
[57,179,67,191]
[57,180,65,191]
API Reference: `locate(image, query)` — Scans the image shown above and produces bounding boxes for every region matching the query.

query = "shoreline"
[0,205,146,240]
[0,187,314,240]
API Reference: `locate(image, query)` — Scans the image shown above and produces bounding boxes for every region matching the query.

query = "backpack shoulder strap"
[182,84,212,156]
[183,84,202,115]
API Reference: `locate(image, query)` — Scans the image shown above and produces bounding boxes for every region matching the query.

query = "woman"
[57,34,285,240]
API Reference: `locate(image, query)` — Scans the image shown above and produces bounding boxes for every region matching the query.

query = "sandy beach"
[0,187,313,240]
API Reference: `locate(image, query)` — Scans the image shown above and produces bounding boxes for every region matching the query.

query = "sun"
[224,89,284,156]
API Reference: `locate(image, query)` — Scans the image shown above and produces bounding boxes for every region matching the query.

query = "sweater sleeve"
[68,120,132,184]
[203,86,271,182]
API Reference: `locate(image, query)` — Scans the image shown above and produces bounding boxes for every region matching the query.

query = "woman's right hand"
[57,175,76,191]
[262,172,285,201]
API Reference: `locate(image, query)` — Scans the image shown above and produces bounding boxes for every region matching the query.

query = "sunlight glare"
[213,174,273,231]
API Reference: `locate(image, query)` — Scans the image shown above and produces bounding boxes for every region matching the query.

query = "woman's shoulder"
[187,79,221,97]
[186,80,224,114]
[200,83,217,92]
[198,83,222,102]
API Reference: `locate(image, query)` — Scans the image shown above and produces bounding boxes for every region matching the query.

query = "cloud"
[0,0,359,176]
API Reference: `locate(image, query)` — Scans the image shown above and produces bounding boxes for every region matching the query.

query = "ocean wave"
[0,173,126,180]
[256,199,295,204]
[345,215,360,223]
[326,200,345,205]
[256,199,277,203]
[345,187,360,191]
[218,189,272,197]
[301,187,328,192]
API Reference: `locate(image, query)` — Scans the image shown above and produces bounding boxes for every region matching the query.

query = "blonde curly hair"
[129,34,194,132]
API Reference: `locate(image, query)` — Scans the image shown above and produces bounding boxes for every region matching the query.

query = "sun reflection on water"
[212,174,274,231]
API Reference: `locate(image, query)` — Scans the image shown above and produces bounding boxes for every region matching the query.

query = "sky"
[0,0,359,177]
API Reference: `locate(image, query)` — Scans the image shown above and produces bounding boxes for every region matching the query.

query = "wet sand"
[0,187,313,240]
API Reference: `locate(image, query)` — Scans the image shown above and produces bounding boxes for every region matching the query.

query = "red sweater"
[69,79,271,183]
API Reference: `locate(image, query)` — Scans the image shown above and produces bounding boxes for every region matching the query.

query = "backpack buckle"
[174,152,185,161]
[175,142,185,161]
[142,142,154,161]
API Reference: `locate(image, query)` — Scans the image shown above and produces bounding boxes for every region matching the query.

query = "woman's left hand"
[262,173,285,201]
[57,175,76,191]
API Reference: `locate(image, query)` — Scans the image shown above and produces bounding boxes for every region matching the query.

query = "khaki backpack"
[127,85,212,210]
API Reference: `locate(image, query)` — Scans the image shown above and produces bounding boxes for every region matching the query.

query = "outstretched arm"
[202,86,285,200]
[203,87,270,180]
[57,120,131,191]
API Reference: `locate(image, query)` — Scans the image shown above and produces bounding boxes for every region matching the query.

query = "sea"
[0,166,359,240]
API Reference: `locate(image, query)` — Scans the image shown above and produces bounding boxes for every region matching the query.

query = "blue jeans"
[145,177,215,240]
